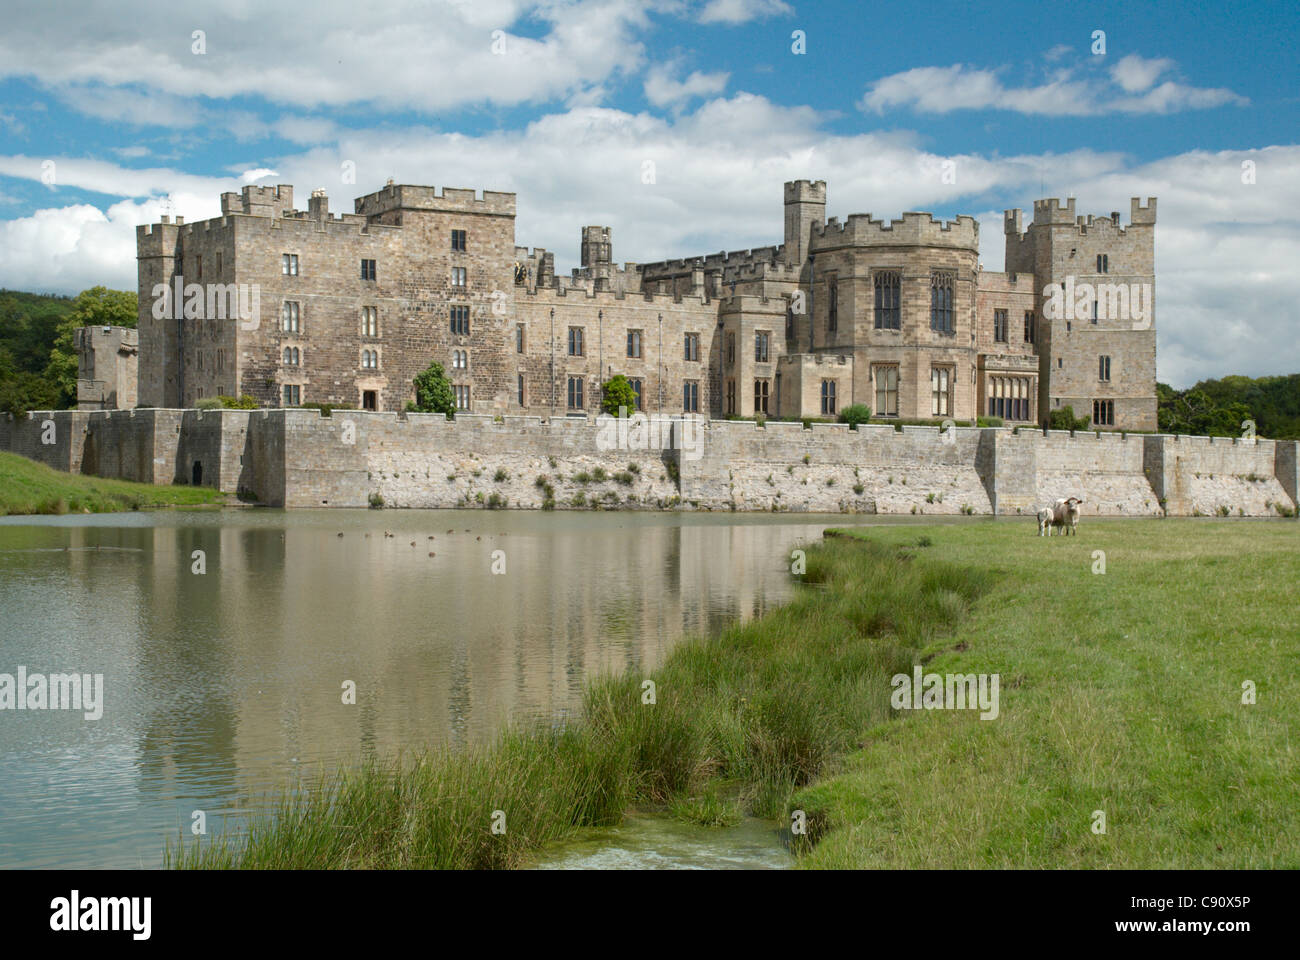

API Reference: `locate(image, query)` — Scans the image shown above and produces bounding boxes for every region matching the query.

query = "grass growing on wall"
[166,518,1300,869]
[0,451,226,515]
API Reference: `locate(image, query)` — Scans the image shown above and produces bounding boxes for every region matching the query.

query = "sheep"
[1037,508,1054,536]
[1051,497,1084,536]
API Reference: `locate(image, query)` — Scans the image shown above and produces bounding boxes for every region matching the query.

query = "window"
[362,390,377,411]
[755,331,769,363]
[874,365,899,417]
[629,378,643,410]
[994,309,1008,343]
[360,259,376,281]
[874,271,901,330]
[568,327,584,357]
[450,305,470,336]
[786,308,795,339]
[451,266,467,288]
[684,332,700,362]
[827,282,838,333]
[930,272,955,334]
[451,229,467,252]
[567,376,584,409]
[931,367,951,416]
[283,384,300,406]
[725,379,735,415]
[215,252,222,276]
[627,330,643,359]
[1091,298,1099,323]
[216,349,224,372]
[451,350,467,370]
[195,256,202,281]
[684,381,700,413]
[517,374,525,406]
[281,301,300,333]
[753,379,769,416]
[455,385,471,411]
[821,380,837,416]
[282,347,300,366]
[988,377,1032,421]
[1099,355,1111,381]
[1093,399,1115,426]
[362,306,379,337]
[516,324,525,354]
[1097,253,1109,274]
[361,349,379,370]
[281,254,298,276]
[726,332,735,365]
[196,351,203,372]
[1024,311,1035,344]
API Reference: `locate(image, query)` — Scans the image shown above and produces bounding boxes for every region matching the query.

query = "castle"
[134,179,1157,431]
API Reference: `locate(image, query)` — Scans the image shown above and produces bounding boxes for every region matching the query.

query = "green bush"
[1047,405,1090,431]
[195,396,223,410]
[368,492,384,509]
[838,404,872,428]
[217,394,259,409]
[601,374,638,416]
[411,362,456,417]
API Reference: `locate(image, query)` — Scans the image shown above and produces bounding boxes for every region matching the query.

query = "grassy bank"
[0,451,226,515]
[168,517,1299,869]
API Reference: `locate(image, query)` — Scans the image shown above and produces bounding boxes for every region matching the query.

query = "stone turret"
[784,179,826,267]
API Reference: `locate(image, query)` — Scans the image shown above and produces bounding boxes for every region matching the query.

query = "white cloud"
[861,55,1248,116]
[644,63,729,106]
[0,99,1294,387]
[0,0,655,116]
[697,0,792,24]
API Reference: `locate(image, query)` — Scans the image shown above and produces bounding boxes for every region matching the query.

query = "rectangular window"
[451,266,467,288]
[874,271,901,330]
[827,282,838,333]
[1093,399,1114,426]
[1024,311,1035,344]
[361,259,376,281]
[726,378,735,415]
[282,384,300,406]
[994,309,1008,343]
[361,349,379,370]
[216,252,222,276]
[362,306,379,337]
[627,330,643,359]
[568,326,584,357]
[281,253,298,276]
[1099,355,1111,381]
[567,376,584,409]
[362,390,377,411]
[684,381,700,413]
[874,365,899,417]
[516,324,525,353]
[684,332,700,362]
[517,374,525,406]
[755,331,769,363]
[820,380,837,416]
[930,272,954,334]
[726,332,735,365]
[450,305,470,336]
[931,367,951,417]
[451,229,467,252]
[281,301,300,333]
[753,379,769,416]
[785,308,795,340]
[455,385,471,411]
[1097,253,1109,274]
[629,378,643,411]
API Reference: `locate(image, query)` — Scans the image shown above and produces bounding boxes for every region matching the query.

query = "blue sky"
[0,0,1296,386]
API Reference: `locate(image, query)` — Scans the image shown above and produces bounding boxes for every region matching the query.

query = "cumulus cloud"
[644,63,729,106]
[0,98,1294,387]
[697,0,792,24]
[861,53,1248,116]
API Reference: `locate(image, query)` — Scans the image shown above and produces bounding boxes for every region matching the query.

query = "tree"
[601,374,638,416]
[44,287,138,407]
[1047,405,1091,431]
[838,403,872,427]
[410,362,456,417]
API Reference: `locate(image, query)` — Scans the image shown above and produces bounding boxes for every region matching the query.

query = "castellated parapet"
[353,183,516,218]
[810,211,980,251]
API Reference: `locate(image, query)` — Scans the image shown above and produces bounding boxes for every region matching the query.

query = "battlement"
[353,183,516,218]
[639,245,787,276]
[1033,198,1076,226]
[1131,197,1157,224]
[522,278,711,310]
[810,211,979,250]
[220,184,295,218]
[136,221,180,255]
[784,179,828,204]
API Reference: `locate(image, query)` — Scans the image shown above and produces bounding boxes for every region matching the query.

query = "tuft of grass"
[493,468,509,483]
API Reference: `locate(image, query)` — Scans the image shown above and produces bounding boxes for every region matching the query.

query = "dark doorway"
[362,390,378,411]
[192,460,202,486]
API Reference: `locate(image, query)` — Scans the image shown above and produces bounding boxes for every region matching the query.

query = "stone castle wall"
[4,409,1297,518]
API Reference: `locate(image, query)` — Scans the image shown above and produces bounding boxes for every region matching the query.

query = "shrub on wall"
[601,374,638,416]
[411,362,456,418]
[838,404,872,428]
[195,397,223,410]
[1047,405,1091,431]
[217,394,258,409]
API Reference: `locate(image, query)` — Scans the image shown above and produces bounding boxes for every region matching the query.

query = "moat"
[0,509,969,869]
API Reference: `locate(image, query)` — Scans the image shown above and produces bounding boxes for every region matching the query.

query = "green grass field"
[167,516,1298,870]
[0,451,226,515]
[796,519,1299,868]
